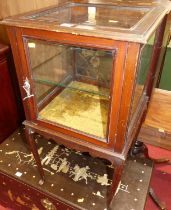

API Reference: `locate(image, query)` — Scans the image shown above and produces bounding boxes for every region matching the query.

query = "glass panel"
[27,39,114,140]
[22,3,150,30]
[130,32,156,118]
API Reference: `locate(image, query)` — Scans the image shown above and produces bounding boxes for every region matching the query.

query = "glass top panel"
[26,39,114,140]
[22,3,151,29]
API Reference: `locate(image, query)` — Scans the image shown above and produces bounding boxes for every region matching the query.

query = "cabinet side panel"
[124,14,171,156]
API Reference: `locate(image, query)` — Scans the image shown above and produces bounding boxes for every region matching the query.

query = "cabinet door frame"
[7,26,141,152]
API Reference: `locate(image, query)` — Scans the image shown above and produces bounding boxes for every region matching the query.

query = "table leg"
[25,126,45,185]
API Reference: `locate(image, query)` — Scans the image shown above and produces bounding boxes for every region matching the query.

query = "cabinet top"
[2,0,171,43]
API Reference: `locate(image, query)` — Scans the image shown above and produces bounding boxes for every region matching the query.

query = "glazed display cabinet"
[2,0,171,206]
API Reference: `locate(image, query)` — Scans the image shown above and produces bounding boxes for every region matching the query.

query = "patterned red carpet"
[0,144,170,210]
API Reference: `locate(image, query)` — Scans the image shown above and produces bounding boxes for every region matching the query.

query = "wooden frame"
[3,1,171,207]
[9,27,131,150]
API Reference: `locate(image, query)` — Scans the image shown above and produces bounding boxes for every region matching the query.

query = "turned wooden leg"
[25,126,45,184]
[130,140,171,164]
[130,140,148,158]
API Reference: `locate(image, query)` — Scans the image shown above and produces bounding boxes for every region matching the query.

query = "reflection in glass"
[131,32,156,118]
[27,39,114,139]
[22,4,150,30]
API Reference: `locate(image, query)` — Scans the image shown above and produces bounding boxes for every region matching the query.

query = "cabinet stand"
[25,127,45,184]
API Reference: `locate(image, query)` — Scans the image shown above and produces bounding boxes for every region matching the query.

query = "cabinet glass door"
[26,39,114,140]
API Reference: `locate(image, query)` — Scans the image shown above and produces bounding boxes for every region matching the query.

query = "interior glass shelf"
[33,77,110,98]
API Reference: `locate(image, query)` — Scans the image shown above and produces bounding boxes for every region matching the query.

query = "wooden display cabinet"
[2,0,171,206]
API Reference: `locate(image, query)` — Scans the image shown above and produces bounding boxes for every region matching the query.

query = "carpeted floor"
[0,144,171,210]
[145,144,171,210]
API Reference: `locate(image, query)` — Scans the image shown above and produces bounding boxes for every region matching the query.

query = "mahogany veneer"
[2,0,171,207]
